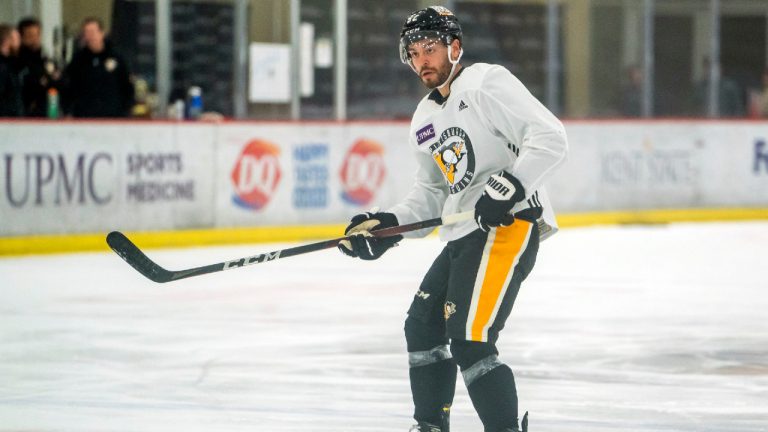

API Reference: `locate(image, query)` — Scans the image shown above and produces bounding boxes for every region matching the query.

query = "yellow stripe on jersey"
[467,220,533,342]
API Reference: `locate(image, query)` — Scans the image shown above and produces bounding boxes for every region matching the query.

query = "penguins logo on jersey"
[444,301,457,320]
[434,141,464,184]
[430,127,475,194]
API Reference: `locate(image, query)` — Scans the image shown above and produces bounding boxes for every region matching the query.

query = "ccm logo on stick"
[224,251,281,269]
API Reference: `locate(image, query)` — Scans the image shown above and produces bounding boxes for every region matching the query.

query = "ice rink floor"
[1,222,767,432]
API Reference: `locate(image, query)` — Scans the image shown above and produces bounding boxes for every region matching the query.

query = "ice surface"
[1,222,767,431]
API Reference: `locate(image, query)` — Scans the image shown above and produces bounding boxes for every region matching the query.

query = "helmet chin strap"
[437,45,463,90]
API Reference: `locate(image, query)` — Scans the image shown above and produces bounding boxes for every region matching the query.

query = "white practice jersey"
[388,63,568,242]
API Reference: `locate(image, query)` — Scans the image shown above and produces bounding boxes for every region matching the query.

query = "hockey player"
[339,6,568,432]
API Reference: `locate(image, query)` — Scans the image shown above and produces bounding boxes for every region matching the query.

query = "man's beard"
[421,65,451,89]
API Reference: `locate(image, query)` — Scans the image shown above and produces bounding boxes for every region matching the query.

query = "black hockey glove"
[474,170,526,232]
[338,211,403,260]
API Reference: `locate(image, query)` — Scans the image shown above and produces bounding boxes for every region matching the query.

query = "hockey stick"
[106,210,475,283]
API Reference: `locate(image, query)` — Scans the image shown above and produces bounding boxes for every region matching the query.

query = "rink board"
[1,120,767,254]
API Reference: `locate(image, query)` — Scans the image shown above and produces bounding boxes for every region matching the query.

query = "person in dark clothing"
[62,17,134,118]
[17,17,60,117]
[0,23,24,117]
[693,57,745,118]
[619,65,643,117]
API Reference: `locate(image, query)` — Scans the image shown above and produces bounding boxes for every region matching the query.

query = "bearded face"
[406,38,454,90]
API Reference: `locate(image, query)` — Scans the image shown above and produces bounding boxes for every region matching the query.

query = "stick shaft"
[107,211,475,283]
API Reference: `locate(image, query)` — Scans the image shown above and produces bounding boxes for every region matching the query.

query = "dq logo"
[339,138,386,205]
[231,139,282,210]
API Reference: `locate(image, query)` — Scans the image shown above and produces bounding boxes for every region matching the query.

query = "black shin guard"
[466,364,519,432]
[410,357,457,426]
[405,315,456,427]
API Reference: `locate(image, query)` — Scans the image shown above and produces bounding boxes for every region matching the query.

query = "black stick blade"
[106,231,174,283]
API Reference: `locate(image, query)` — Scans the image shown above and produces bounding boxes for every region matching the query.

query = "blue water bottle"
[187,86,203,120]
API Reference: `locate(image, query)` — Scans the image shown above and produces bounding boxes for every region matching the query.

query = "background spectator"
[62,17,134,118]
[693,57,745,117]
[0,23,23,117]
[619,65,643,117]
[17,17,60,117]
[752,67,768,117]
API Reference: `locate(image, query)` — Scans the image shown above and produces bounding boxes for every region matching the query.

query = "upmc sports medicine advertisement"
[0,123,215,236]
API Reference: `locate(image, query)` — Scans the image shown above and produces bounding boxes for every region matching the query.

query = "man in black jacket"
[0,23,23,117]
[17,17,60,117]
[63,17,134,118]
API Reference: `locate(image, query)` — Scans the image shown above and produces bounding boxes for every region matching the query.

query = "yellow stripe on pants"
[469,220,532,342]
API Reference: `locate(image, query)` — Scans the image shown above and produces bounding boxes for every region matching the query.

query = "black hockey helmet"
[399,6,463,64]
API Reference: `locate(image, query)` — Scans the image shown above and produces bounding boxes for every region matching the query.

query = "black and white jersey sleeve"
[470,65,568,197]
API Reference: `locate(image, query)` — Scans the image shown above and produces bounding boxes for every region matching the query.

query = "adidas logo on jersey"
[458,100,468,111]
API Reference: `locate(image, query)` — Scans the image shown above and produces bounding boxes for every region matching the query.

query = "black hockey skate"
[409,422,442,432]
[499,411,528,432]
[409,403,451,432]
